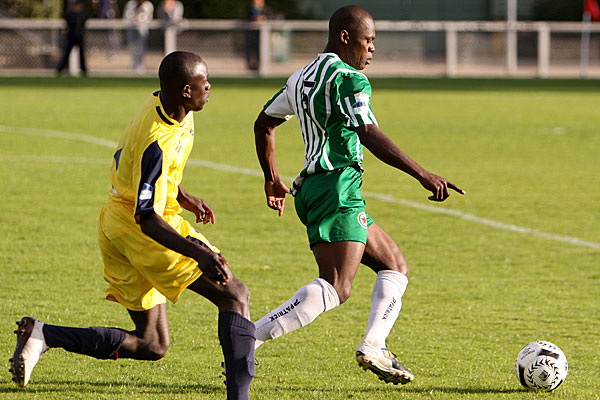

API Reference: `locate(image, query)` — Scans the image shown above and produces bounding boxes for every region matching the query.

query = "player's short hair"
[328,5,373,38]
[158,51,205,94]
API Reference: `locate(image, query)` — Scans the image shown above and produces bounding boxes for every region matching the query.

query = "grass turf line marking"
[2,124,598,250]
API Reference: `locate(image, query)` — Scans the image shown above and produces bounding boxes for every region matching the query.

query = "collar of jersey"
[318,52,358,72]
[319,52,340,61]
[153,90,188,127]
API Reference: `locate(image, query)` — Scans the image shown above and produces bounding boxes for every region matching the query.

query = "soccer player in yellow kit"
[10,51,255,400]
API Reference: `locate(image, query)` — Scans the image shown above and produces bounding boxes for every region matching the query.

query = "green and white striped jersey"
[263,52,378,195]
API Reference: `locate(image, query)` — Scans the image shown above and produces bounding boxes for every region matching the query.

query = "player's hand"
[197,252,231,285]
[265,178,289,216]
[178,189,215,224]
[419,172,465,202]
[191,199,215,225]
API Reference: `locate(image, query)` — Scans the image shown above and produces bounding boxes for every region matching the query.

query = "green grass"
[1,76,599,399]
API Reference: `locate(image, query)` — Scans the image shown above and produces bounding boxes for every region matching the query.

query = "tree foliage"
[532,0,584,21]
[1,0,62,18]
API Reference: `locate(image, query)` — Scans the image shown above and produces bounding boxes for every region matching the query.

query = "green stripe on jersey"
[263,53,378,195]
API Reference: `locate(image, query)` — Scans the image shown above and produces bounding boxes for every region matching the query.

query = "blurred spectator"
[92,0,120,59]
[158,0,184,28]
[124,0,154,74]
[245,0,267,71]
[245,0,284,71]
[92,0,118,19]
[56,0,87,76]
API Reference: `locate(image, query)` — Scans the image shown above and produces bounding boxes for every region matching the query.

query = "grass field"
[0,76,599,399]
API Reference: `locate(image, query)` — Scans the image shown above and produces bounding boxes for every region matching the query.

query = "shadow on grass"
[0,380,531,397]
[0,379,224,395]
[261,385,527,395]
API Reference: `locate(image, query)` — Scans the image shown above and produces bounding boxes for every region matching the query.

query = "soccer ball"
[515,341,568,391]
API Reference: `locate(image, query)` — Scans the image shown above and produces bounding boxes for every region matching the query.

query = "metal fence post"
[537,23,550,78]
[164,25,177,55]
[446,23,457,77]
[506,0,518,75]
[258,22,271,77]
[68,47,80,75]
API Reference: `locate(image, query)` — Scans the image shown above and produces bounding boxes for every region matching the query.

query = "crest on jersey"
[351,92,370,111]
[357,211,368,229]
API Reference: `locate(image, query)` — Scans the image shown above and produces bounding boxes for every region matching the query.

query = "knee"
[388,249,409,277]
[145,340,169,361]
[227,278,251,308]
[334,284,352,304]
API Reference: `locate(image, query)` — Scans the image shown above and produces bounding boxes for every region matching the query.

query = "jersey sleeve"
[336,73,378,128]
[263,84,295,120]
[133,140,168,222]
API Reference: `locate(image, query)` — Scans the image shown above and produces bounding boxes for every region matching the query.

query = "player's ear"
[182,84,192,99]
[340,29,350,45]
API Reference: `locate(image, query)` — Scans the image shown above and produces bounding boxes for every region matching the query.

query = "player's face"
[347,18,376,70]
[186,62,211,112]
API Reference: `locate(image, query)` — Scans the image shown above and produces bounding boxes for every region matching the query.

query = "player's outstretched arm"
[254,111,290,216]
[139,212,230,285]
[354,124,465,202]
[177,185,215,224]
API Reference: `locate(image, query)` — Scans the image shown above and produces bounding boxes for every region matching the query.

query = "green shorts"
[294,166,374,247]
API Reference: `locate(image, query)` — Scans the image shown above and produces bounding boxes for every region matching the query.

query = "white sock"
[254,278,340,349]
[363,270,408,349]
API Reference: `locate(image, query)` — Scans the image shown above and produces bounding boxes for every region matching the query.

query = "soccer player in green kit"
[253,5,465,385]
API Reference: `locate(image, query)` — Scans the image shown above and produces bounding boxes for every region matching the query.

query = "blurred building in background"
[0,0,599,78]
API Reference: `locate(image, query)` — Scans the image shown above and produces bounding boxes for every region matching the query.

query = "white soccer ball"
[515,341,568,391]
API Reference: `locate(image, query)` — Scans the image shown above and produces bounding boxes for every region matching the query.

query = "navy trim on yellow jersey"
[135,141,164,217]
[155,106,174,125]
[153,90,160,97]
[186,235,212,250]
[113,148,122,170]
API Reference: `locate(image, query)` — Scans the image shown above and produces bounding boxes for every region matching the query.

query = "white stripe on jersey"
[309,56,338,133]
[270,53,374,194]
[344,97,359,126]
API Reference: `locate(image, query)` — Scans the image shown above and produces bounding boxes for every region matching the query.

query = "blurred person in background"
[245,0,266,71]
[158,0,184,28]
[92,0,121,59]
[56,0,87,76]
[124,0,154,74]
[244,0,283,71]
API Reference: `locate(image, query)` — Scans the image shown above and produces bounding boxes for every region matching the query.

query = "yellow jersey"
[109,90,195,221]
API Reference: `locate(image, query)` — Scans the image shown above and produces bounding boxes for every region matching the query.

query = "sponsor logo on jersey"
[357,211,368,229]
[139,183,153,201]
[352,92,370,111]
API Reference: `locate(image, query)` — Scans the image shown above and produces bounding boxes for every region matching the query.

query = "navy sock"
[43,324,126,360]
[218,311,256,400]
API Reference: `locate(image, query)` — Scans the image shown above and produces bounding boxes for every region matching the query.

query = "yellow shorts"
[98,200,219,311]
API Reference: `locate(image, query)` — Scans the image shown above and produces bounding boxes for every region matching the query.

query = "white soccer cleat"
[9,317,49,387]
[356,341,414,385]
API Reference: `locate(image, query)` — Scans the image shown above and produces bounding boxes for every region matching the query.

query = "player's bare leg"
[356,223,414,384]
[312,240,365,304]
[118,303,170,360]
[9,304,173,388]
[254,240,364,349]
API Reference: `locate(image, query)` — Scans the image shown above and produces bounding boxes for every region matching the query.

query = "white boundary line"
[2,124,598,249]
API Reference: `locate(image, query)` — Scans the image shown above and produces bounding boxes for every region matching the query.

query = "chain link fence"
[1,19,600,78]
